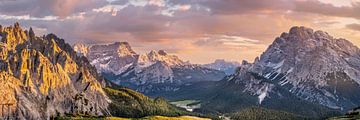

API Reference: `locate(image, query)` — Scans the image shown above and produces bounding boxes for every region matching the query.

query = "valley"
[170,100,201,112]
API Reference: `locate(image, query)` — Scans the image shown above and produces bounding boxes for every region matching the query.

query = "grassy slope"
[51,86,213,120]
[108,116,210,120]
[229,107,306,120]
[328,115,360,120]
[54,116,210,120]
[104,87,195,118]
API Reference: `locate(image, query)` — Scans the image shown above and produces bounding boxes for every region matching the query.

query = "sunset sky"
[0,0,359,64]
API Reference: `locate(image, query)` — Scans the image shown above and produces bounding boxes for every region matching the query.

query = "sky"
[0,0,359,64]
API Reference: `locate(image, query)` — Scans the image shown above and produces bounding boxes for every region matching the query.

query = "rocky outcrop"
[0,23,110,119]
[74,42,138,75]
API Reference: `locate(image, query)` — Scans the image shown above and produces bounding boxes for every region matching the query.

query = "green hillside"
[229,107,306,120]
[104,87,195,118]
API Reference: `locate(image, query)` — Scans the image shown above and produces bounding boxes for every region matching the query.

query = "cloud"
[294,0,360,19]
[200,0,293,15]
[346,23,360,31]
[194,34,260,48]
[169,0,360,20]
[1,0,360,63]
[0,15,58,21]
[0,0,107,18]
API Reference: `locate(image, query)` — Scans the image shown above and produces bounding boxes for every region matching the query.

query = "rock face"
[225,26,360,111]
[77,42,138,75]
[0,23,110,119]
[73,43,226,95]
[202,59,241,75]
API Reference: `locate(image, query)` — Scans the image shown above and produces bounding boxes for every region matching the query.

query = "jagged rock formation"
[0,23,110,119]
[202,59,241,75]
[73,43,226,95]
[224,26,360,111]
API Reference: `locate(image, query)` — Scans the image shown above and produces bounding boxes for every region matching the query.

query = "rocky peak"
[202,59,241,75]
[89,42,136,58]
[28,27,35,40]
[158,50,167,56]
[146,50,184,66]
[214,59,226,63]
[73,43,89,57]
[0,23,109,119]
[115,42,136,56]
[288,26,314,37]
[74,42,139,75]
[0,23,28,50]
[148,50,170,57]
[230,26,360,110]
[279,26,334,46]
[149,50,157,55]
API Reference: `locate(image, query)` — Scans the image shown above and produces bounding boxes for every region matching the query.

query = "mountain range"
[202,59,241,75]
[73,42,226,95]
[147,26,360,118]
[2,22,358,119]
[0,23,199,119]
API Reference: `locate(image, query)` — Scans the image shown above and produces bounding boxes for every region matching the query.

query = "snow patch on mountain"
[258,86,268,104]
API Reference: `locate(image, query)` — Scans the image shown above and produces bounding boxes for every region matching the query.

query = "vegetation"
[328,115,360,120]
[229,107,306,120]
[328,107,360,120]
[151,80,340,119]
[52,116,209,120]
[132,116,210,120]
[104,87,199,118]
[51,87,212,119]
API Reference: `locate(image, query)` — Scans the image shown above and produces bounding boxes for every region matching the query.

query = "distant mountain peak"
[289,26,314,35]
[214,59,226,63]
[73,42,226,95]
[158,50,168,56]
[279,26,334,44]
[202,59,241,75]
[148,49,168,56]
[73,43,89,57]
[145,49,184,66]
[114,41,129,45]
[149,50,158,55]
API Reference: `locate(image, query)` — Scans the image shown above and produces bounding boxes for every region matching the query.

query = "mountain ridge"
[0,23,110,119]
[202,59,241,75]
[73,42,226,95]
[0,23,199,119]
[157,26,356,118]
[204,26,360,113]
[246,26,360,110]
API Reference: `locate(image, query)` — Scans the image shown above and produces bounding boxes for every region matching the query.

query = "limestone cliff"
[0,23,110,119]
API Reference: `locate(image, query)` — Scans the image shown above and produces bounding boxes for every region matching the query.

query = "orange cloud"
[1,0,359,63]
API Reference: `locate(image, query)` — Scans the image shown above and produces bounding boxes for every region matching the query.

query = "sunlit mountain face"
[1,0,360,120]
